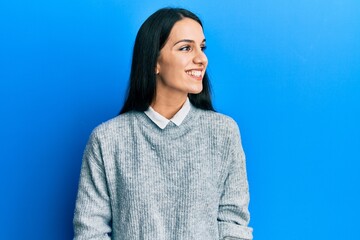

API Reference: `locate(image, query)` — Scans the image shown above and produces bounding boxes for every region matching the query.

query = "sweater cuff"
[223,238,248,240]
[218,221,253,240]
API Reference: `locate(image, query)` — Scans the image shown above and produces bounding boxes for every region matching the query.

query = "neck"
[151,94,188,119]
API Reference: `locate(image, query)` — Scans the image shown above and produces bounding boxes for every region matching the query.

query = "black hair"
[120,7,214,114]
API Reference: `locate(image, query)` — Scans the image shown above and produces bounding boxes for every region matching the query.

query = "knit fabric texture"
[73,107,253,240]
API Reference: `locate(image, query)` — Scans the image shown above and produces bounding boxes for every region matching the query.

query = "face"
[155,17,208,98]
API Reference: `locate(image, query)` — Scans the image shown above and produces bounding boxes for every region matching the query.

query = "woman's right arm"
[73,131,112,240]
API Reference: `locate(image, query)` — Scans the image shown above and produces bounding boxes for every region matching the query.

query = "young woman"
[73,7,253,240]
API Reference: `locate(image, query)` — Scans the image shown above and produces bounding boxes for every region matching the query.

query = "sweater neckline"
[134,106,201,139]
[144,98,191,129]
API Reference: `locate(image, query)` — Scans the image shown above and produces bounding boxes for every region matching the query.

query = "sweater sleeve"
[73,130,112,240]
[218,120,253,240]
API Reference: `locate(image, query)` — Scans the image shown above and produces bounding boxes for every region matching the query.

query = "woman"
[73,7,253,240]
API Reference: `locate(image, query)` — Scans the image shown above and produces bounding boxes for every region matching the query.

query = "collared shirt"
[144,98,191,129]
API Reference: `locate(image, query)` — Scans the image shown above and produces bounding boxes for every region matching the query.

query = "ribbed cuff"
[218,221,253,240]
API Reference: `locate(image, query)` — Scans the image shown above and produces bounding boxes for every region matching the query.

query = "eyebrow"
[173,39,206,46]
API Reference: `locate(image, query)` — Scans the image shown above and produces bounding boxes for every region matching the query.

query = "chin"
[188,87,203,94]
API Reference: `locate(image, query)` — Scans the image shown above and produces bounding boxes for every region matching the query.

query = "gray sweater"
[73,107,253,240]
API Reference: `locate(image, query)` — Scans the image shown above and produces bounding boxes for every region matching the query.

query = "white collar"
[144,98,191,129]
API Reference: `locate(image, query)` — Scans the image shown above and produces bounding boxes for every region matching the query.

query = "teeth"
[186,70,202,77]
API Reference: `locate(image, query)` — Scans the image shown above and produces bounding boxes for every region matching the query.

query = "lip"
[185,68,205,81]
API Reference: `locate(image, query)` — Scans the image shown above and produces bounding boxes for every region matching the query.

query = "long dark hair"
[120,7,214,114]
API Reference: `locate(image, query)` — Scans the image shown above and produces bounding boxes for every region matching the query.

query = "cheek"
[160,59,186,77]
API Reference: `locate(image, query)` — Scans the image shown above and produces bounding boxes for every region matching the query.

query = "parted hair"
[120,7,214,114]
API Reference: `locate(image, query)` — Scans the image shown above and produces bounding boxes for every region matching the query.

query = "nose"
[193,48,208,66]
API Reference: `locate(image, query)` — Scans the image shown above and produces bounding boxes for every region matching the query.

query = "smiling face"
[155,17,208,100]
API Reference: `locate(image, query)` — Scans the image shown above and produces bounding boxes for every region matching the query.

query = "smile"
[186,70,202,78]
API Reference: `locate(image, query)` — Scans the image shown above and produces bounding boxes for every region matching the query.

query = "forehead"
[167,18,205,42]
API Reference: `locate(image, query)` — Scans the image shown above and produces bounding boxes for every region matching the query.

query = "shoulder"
[90,111,138,141]
[196,109,240,133]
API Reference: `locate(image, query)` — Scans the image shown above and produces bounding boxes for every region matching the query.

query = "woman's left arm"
[217,120,253,240]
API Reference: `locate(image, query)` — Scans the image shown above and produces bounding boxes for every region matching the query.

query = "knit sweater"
[73,106,253,240]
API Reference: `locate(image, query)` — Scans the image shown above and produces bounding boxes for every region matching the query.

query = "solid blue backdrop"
[1,0,359,239]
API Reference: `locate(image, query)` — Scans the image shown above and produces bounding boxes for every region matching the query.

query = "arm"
[73,131,112,240]
[218,121,253,240]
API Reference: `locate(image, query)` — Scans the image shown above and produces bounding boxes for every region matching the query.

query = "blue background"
[1,0,359,239]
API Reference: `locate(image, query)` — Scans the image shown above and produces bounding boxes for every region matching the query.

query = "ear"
[155,63,160,75]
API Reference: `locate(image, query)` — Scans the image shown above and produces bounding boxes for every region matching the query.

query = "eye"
[201,45,207,51]
[179,45,192,51]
